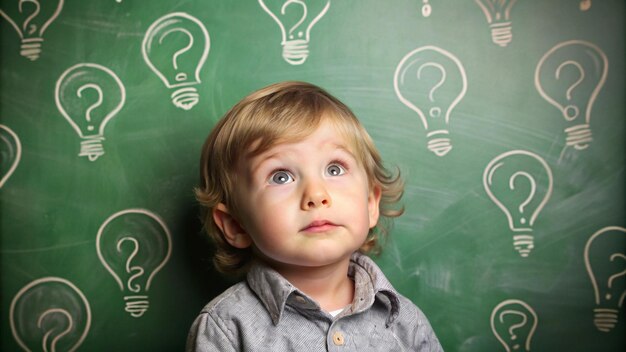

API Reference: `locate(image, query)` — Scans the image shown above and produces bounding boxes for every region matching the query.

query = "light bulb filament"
[20,0,41,34]
[281,0,307,40]
[607,253,626,297]
[159,27,194,72]
[37,308,72,352]
[76,83,104,132]
[117,237,145,293]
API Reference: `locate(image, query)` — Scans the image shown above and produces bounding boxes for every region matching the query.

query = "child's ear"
[213,203,252,249]
[368,186,382,228]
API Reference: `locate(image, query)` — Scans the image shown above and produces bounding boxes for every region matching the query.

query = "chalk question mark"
[20,0,40,35]
[417,62,446,118]
[159,28,194,82]
[555,60,584,121]
[76,84,103,133]
[37,308,72,352]
[509,171,536,226]
[117,237,145,294]
[606,253,626,300]
[281,0,307,39]
[499,310,528,342]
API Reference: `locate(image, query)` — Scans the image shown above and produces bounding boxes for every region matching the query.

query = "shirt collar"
[246,252,402,326]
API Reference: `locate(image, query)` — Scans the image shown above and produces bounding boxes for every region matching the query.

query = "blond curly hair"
[196,81,404,275]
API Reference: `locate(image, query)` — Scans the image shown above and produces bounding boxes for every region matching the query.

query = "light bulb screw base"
[426,130,452,157]
[171,87,199,110]
[490,22,512,47]
[124,295,149,318]
[565,124,592,150]
[513,234,534,257]
[593,308,618,332]
[282,39,309,65]
[427,138,452,157]
[80,135,105,162]
[20,37,43,61]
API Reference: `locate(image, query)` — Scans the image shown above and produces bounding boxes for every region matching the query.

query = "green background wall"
[1,0,624,351]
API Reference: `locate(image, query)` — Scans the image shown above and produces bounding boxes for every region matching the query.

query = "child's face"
[231,119,381,271]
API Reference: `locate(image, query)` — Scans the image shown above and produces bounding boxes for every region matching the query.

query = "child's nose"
[301,180,332,210]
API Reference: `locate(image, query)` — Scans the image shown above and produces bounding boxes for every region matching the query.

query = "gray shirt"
[186,252,443,351]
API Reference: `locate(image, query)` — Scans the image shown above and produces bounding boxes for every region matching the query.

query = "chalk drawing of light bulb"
[535,40,608,160]
[142,12,210,111]
[394,46,467,157]
[0,0,63,60]
[55,63,125,162]
[96,209,172,318]
[474,0,518,47]
[491,299,538,352]
[259,0,331,65]
[483,150,553,257]
[0,124,22,188]
[10,277,91,352]
[584,226,626,333]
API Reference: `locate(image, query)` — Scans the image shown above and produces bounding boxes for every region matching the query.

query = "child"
[187,81,442,351]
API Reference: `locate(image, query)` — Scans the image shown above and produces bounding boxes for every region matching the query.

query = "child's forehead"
[247,119,358,159]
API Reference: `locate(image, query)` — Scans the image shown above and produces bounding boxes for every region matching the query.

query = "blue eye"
[269,171,294,185]
[326,164,346,176]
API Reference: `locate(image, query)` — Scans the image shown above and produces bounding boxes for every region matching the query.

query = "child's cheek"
[262,184,297,204]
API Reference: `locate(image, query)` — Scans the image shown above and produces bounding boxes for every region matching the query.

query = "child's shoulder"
[199,281,255,315]
[188,281,262,350]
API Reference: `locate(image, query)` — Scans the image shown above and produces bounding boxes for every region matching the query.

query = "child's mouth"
[301,220,337,233]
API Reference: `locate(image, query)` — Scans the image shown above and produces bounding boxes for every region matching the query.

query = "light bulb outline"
[0,124,22,188]
[142,12,210,111]
[0,0,64,60]
[490,299,538,352]
[484,150,553,231]
[9,277,91,352]
[483,150,553,257]
[535,40,608,156]
[475,0,517,47]
[96,208,172,318]
[394,45,468,157]
[584,226,626,332]
[259,0,331,65]
[55,63,126,162]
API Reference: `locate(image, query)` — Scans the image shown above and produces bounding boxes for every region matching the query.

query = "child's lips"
[301,220,338,233]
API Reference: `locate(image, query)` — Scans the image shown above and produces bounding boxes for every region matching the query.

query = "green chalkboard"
[1,1,624,351]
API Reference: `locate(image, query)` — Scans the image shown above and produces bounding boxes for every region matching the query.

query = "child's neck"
[269,258,355,312]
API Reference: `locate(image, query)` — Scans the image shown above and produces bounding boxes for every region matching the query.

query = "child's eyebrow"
[332,143,358,160]
[247,150,285,179]
[248,142,357,176]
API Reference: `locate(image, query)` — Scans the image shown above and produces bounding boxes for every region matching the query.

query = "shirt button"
[295,295,306,304]
[332,331,345,346]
